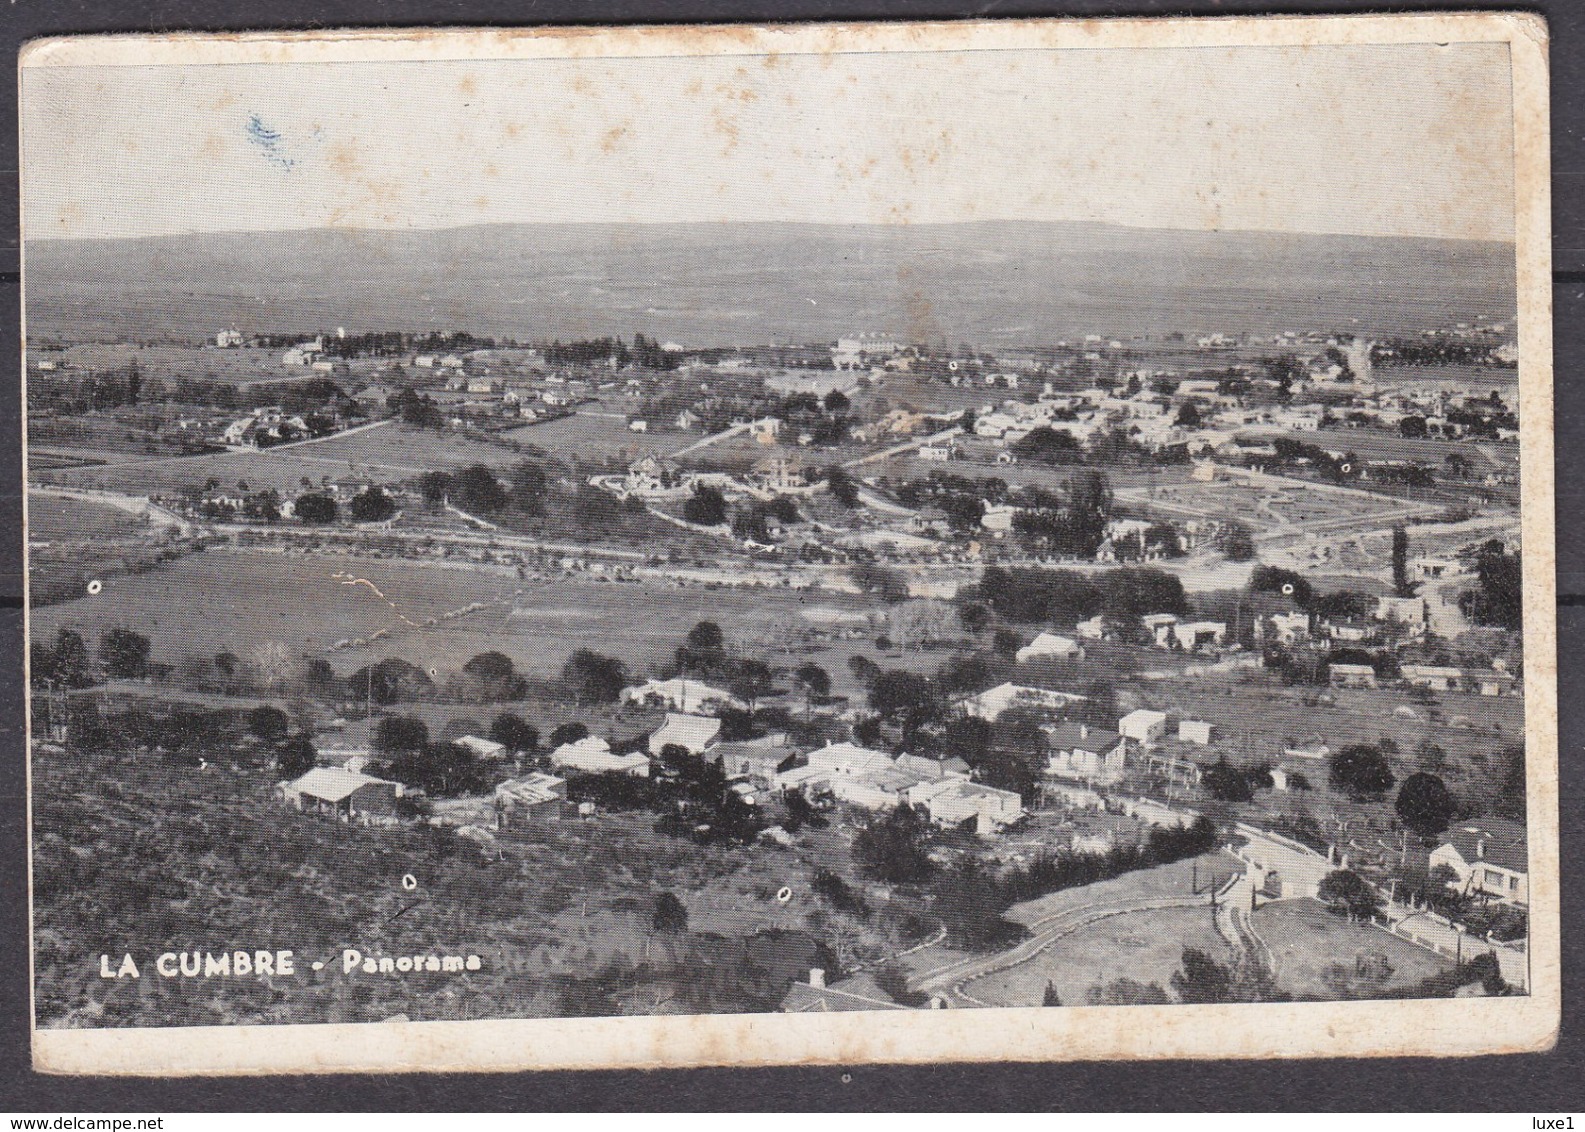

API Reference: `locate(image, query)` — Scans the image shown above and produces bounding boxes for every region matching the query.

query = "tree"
[1391,524,1415,598]
[1328,743,1396,800]
[1461,543,1522,630]
[246,705,290,742]
[274,736,318,780]
[825,466,860,508]
[1395,772,1458,841]
[958,601,993,635]
[682,484,728,526]
[418,471,453,508]
[1493,744,1526,821]
[1399,415,1428,439]
[460,650,524,699]
[1174,401,1202,428]
[548,721,589,748]
[850,562,909,603]
[294,492,338,524]
[686,620,725,654]
[99,628,151,679]
[727,659,775,713]
[1219,521,1256,563]
[1317,869,1383,921]
[1201,757,1254,803]
[1170,948,1233,1004]
[1086,978,1170,1006]
[373,716,429,756]
[489,712,539,754]
[652,891,689,934]
[453,465,508,514]
[793,662,831,714]
[824,389,851,413]
[1042,982,1063,1006]
[508,461,550,517]
[349,486,396,523]
[562,649,628,705]
[853,803,934,884]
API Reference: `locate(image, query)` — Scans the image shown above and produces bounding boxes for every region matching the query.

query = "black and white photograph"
[18,15,1558,1074]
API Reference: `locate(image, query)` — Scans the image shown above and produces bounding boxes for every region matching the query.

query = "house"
[648,712,723,757]
[621,678,740,715]
[549,736,651,778]
[1075,615,1107,640]
[1016,632,1084,664]
[1118,709,1169,747]
[1470,668,1518,696]
[628,419,648,433]
[1282,736,1331,761]
[917,444,954,462]
[453,735,509,761]
[494,772,570,829]
[1141,613,1180,647]
[894,752,972,780]
[909,507,950,536]
[1177,720,1213,745]
[779,969,910,1012]
[905,778,1022,834]
[675,408,702,430]
[712,740,797,787]
[1429,820,1528,905]
[280,767,401,820]
[1412,555,1464,581]
[216,328,244,348]
[960,682,1086,721]
[1045,722,1127,785]
[1375,595,1428,632]
[1327,663,1378,690]
[796,741,922,810]
[980,504,1017,533]
[1262,611,1311,645]
[1400,664,1463,693]
[1171,621,1227,652]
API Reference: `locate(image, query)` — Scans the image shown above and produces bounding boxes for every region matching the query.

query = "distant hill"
[24,221,1517,347]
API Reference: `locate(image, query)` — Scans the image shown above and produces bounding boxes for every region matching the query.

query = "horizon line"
[24,216,1517,247]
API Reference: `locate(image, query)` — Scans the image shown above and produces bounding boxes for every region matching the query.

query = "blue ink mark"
[246,113,295,171]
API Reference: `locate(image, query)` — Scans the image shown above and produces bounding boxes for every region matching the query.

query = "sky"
[21,42,1516,243]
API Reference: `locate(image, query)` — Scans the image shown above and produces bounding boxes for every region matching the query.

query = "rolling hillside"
[25,220,1516,347]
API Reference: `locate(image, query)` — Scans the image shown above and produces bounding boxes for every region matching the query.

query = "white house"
[1375,595,1428,632]
[1400,664,1463,693]
[549,736,650,777]
[791,741,921,810]
[1429,821,1528,905]
[1118,709,1169,747]
[1016,632,1084,664]
[1171,621,1227,652]
[905,778,1022,835]
[453,735,509,761]
[648,713,722,757]
[1177,720,1213,746]
[961,682,1086,722]
[1045,722,1127,785]
[621,678,740,715]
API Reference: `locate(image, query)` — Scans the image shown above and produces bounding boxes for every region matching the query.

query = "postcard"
[21,13,1556,1073]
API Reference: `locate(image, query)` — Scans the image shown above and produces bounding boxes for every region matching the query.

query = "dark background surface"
[0,0,1578,1111]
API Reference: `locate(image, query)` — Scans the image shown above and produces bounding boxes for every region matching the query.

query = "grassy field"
[28,425,524,496]
[1121,677,1524,791]
[966,904,1229,1007]
[504,410,676,465]
[28,493,152,542]
[29,545,888,684]
[1251,898,1449,1000]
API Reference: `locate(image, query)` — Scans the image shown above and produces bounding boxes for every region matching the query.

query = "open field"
[28,493,152,542]
[1122,677,1523,787]
[28,546,886,682]
[503,410,676,464]
[965,904,1229,1007]
[1251,898,1449,999]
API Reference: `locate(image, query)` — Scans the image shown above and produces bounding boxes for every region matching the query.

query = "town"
[29,308,1528,1025]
